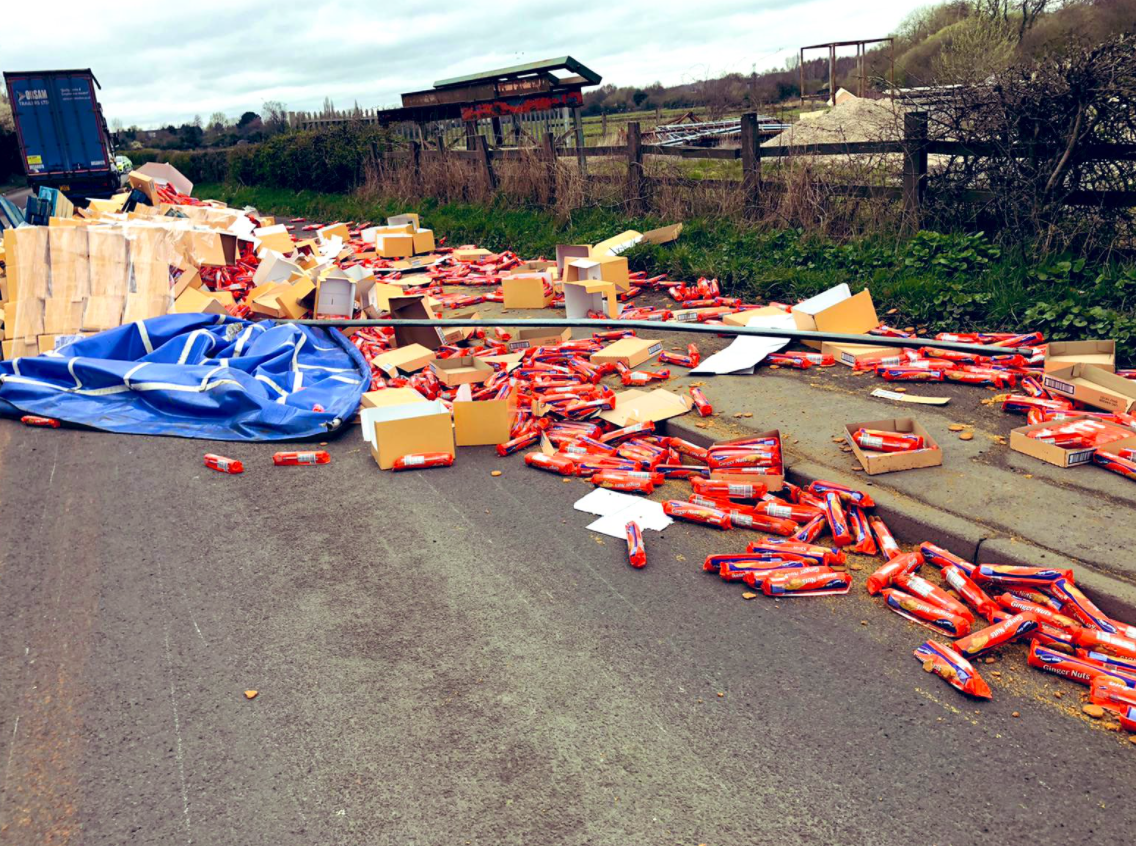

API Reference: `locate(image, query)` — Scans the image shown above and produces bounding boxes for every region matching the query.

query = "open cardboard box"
[556,244,591,278]
[372,344,436,377]
[844,417,943,475]
[563,279,618,319]
[314,275,356,319]
[709,429,785,491]
[389,295,446,350]
[1044,340,1116,373]
[360,386,426,410]
[590,337,662,368]
[361,391,455,470]
[1042,364,1136,414]
[565,255,629,291]
[430,355,494,386]
[453,382,515,446]
[388,213,420,228]
[502,273,553,309]
[1009,416,1136,468]
[793,286,878,350]
[506,327,571,352]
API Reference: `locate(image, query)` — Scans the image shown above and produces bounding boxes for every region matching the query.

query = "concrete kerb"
[664,416,1136,625]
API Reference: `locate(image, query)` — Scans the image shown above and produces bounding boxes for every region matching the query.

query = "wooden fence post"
[490,116,504,148]
[464,121,478,151]
[543,131,558,206]
[572,106,588,178]
[740,112,762,216]
[626,121,644,215]
[410,140,421,179]
[902,111,928,231]
[476,135,497,193]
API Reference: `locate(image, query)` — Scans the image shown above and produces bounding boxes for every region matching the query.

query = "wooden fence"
[379,111,1136,224]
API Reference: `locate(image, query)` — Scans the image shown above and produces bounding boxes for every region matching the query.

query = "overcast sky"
[1,0,928,127]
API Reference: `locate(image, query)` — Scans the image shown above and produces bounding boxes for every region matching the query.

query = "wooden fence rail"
[379,112,1136,218]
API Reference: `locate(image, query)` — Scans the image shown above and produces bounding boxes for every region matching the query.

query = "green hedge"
[128,125,393,195]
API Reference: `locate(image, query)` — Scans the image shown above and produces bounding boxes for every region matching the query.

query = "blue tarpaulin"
[0,314,369,440]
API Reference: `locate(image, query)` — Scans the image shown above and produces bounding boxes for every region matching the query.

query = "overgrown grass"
[198,182,1136,363]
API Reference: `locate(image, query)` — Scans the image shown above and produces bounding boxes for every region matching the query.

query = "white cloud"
[1,0,927,126]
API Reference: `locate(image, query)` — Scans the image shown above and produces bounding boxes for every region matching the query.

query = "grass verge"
[198,182,1136,363]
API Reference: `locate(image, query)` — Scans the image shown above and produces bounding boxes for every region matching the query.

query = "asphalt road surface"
[2,419,1135,846]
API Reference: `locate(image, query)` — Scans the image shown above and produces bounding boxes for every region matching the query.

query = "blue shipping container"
[4,69,116,193]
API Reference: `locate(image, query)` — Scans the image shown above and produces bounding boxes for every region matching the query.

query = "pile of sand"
[763,98,907,148]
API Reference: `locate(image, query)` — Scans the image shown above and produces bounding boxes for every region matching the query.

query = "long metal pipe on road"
[287,317,1037,358]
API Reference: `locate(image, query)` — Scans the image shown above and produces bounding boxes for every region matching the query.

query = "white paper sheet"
[690,313,796,375]
[586,500,672,538]
[573,490,673,538]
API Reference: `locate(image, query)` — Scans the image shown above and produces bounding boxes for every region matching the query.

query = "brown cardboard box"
[793,287,878,350]
[207,291,236,308]
[441,309,482,344]
[844,418,943,475]
[318,222,350,242]
[596,388,693,427]
[412,229,435,254]
[189,230,238,267]
[172,285,228,316]
[276,277,317,320]
[1009,417,1136,468]
[248,284,290,318]
[128,171,158,204]
[590,337,663,368]
[254,224,295,254]
[502,272,554,308]
[375,234,414,258]
[389,296,446,350]
[709,429,785,491]
[37,334,57,354]
[454,248,492,263]
[1042,364,1136,414]
[565,255,629,290]
[363,397,455,470]
[430,355,495,386]
[360,386,427,410]
[502,273,553,309]
[1,339,14,360]
[453,383,514,446]
[172,267,202,299]
[505,327,571,352]
[372,344,436,377]
[821,341,896,368]
[1044,340,1116,373]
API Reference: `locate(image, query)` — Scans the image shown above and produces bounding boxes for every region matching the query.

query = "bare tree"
[262,100,288,135]
[973,0,1053,41]
[928,32,1136,249]
[208,111,228,132]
